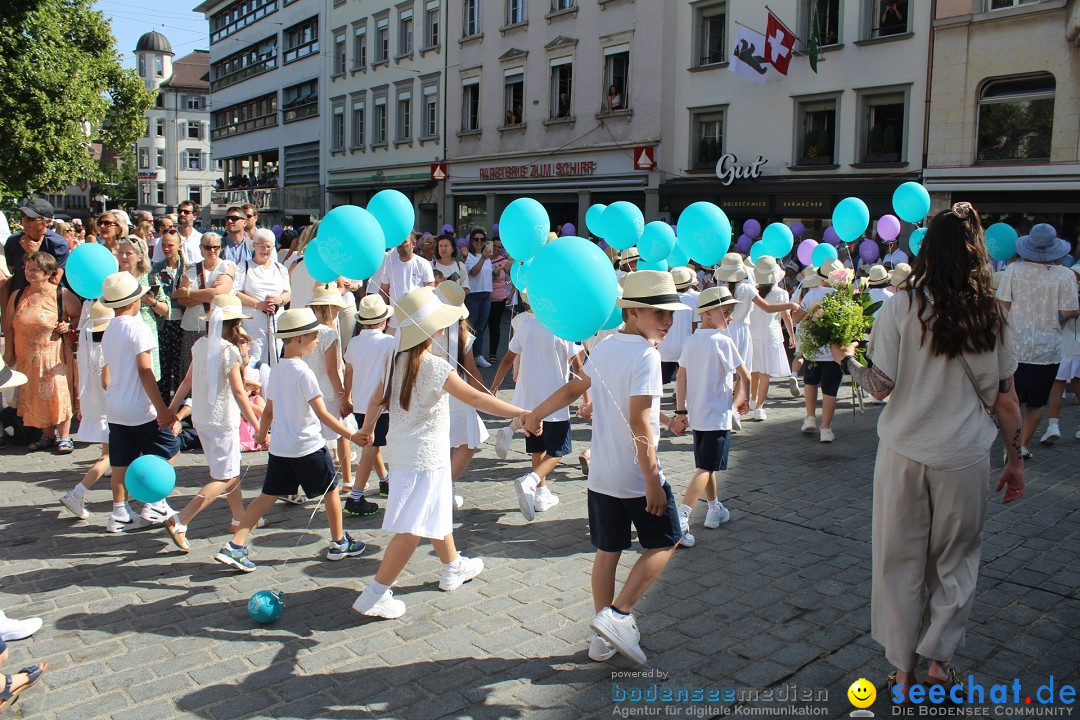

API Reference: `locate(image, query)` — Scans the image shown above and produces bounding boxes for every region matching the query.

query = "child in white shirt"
[657,267,700,384]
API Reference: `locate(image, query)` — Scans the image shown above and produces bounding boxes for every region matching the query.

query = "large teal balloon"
[637,258,668,271]
[761,223,794,258]
[367,190,415,250]
[586,203,608,237]
[67,242,118,299]
[499,198,550,262]
[601,202,645,251]
[749,241,768,264]
[908,227,927,257]
[832,197,870,243]
[666,239,692,268]
[125,455,176,503]
[892,182,931,223]
[811,243,839,267]
[602,288,623,330]
[678,202,731,266]
[527,236,618,342]
[304,238,341,283]
[316,205,385,280]
[985,223,1018,262]
[638,222,677,263]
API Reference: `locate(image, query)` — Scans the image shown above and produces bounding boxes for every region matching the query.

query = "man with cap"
[1,199,69,313]
[996,223,1080,458]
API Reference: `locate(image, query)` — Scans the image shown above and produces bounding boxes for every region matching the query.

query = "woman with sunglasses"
[116,235,170,381]
[173,232,237,379]
[236,228,291,367]
[94,211,127,254]
[151,229,187,400]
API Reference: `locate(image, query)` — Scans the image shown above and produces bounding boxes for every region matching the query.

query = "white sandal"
[230,517,270,531]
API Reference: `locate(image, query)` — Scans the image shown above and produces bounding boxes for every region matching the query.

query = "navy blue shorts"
[524,419,572,457]
[804,360,844,397]
[587,485,682,552]
[109,420,181,468]
[693,429,730,472]
[354,412,389,447]
[661,361,679,384]
[262,448,338,498]
[1014,362,1058,408]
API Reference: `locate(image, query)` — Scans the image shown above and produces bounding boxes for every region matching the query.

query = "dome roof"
[135,31,173,55]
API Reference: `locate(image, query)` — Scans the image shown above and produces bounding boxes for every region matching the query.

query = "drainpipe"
[922,0,937,176]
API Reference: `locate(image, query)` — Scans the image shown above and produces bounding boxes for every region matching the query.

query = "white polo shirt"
[678,328,742,431]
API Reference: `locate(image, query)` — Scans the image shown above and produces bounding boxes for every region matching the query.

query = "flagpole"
[763,5,804,44]
[732,19,767,35]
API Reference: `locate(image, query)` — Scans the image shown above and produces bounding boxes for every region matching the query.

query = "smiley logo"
[848,678,876,708]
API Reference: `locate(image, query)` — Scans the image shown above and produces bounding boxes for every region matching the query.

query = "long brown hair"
[222,318,245,348]
[381,339,431,411]
[906,203,1005,357]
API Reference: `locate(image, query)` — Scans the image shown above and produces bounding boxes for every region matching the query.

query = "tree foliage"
[0,0,153,200]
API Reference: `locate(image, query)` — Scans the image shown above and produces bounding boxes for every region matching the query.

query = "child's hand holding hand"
[352,429,373,446]
[340,399,353,417]
[576,402,593,420]
[522,410,542,437]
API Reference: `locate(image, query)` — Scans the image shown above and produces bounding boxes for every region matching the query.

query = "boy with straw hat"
[524,270,690,666]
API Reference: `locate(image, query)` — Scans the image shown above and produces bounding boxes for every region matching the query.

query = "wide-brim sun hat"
[617,247,640,263]
[275,308,322,338]
[801,272,822,289]
[0,356,28,391]
[670,266,695,289]
[616,270,693,312]
[307,284,347,308]
[889,263,912,288]
[695,286,739,315]
[88,301,114,332]
[99,272,143,309]
[1016,223,1070,263]
[396,286,472,351]
[199,294,252,322]
[355,294,391,324]
[714,252,749,283]
[434,281,470,319]
[866,264,890,287]
[817,258,845,280]
[753,255,783,285]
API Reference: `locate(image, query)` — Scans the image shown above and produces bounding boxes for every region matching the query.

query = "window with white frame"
[869,0,909,37]
[603,46,629,112]
[695,3,726,67]
[399,8,414,56]
[156,148,165,168]
[186,95,205,110]
[462,79,480,130]
[553,0,574,9]
[860,91,905,163]
[796,97,837,165]
[189,185,202,204]
[155,118,165,137]
[332,102,345,150]
[140,182,151,205]
[396,87,412,141]
[507,0,526,25]
[691,107,725,170]
[421,82,439,137]
[333,30,346,75]
[181,149,207,170]
[138,148,149,169]
[977,73,1054,163]
[187,122,203,140]
[138,55,146,77]
[283,17,319,63]
[504,70,524,125]
[156,183,165,204]
[804,0,840,47]
[988,0,1042,8]
[353,24,367,69]
[351,98,365,147]
[375,17,390,63]
[550,58,572,118]
[464,0,481,36]
[155,56,164,77]
[374,93,388,144]
[423,1,440,47]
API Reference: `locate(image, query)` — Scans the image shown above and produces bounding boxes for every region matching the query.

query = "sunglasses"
[226,216,244,222]
[178,209,194,215]
[98,220,119,227]
[164,228,178,235]
[201,245,222,251]
[245,213,255,218]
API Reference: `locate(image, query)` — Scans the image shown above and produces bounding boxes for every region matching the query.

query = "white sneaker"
[1040,423,1061,445]
[352,585,406,619]
[104,466,113,477]
[111,502,133,523]
[534,486,560,512]
[703,502,730,528]
[819,427,835,443]
[494,426,513,460]
[801,416,817,433]
[590,607,646,666]
[106,514,131,533]
[752,408,767,422]
[588,634,617,662]
[141,500,174,523]
[454,494,464,509]
[732,412,742,431]
[788,376,801,398]
[60,490,89,520]
[474,355,491,368]
[514,472,538,521]
[0,612,43,642]
[677,510,695,548]
[439,555,484,591]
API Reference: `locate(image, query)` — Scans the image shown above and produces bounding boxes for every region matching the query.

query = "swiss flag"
[764,11,797,76]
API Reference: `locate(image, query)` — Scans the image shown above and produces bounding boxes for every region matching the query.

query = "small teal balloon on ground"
[984,223,1018,262]
[247,590,284,624]
[125,455,176,503]
[892,182,931,224]
[908,227,928,257]
[811,243,839,267]
[67,243,119,299]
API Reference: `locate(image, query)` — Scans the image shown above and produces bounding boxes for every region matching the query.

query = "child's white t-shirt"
[265,358,324,458]
[799,286,837,362]
[584,332,663,499]
[658,289,700,362]
[191,337,242,431]
[748,285,788,344]
[731,279,757,325]
[678,328,743,431]
[508,312,580,422]
[102,315,157,427]
[344,329,395,413]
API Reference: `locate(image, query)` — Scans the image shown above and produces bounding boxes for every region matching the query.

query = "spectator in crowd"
[94,210,127,254]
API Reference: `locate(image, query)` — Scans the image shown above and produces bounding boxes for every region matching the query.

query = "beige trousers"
[871,443,990,671]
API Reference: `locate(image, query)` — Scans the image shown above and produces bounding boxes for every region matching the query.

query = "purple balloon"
[877,214,901,242]
[797,239,818,266]
[492,223,499,236]
[823,226,840,246]
[735,233,752,254]
[743,219,761,239]
[790,221,805,239]
[859,239,880,264]
[561,223,576,237]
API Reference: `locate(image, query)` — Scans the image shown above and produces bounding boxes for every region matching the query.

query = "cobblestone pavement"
[1,366,1078,720]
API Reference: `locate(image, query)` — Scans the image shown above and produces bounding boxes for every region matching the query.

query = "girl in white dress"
[305,285,355,491]
[352,287,526,619]
[747,256,795,421]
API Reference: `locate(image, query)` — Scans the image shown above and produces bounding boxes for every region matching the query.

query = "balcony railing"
[210,111,278,140]
[283,99,318,123]
[211,56,277,91]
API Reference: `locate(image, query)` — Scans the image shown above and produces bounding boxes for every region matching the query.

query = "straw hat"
[0,356,27,391]
[866,264,890,287]
[713,252,749,283]
[274,308,322,338]
[99,272,143,309]
[617,247,640,263]
[817,258,845,280]
[801,271,822,289]
[242,367,262,388]
[616,270,692,312]
[1016,223,1069,263]
[355,295,391,325]
[435,281,469,318]
[753,255,783,285]
[87,301,114,332]
[396,286,472,351]
[199,294,252,322]
[307,284,346,308]
[670,266,695,289]
[889,263,912,288]
[695,286,739,315]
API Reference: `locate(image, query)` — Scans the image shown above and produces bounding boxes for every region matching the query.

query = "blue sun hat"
[1016,224,1069,263]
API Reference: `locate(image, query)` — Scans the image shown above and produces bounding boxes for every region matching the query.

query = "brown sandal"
[922,665,965,704]
[0,662,47,713]
[886,671,916,707]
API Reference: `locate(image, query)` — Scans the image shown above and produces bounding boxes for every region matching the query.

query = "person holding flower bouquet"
[830,204,1024,705]
[791,259,848,442]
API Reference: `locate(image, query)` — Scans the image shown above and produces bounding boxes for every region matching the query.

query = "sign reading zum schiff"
[480,161,597,180]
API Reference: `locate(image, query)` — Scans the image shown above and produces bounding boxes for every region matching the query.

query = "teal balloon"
[527,236,618,342]
[601,202,645,251]
[586,203,608,237]
[985,223,1018,262]
[908,227,927,257]
[638,258,668,271]
[304,239,340,283]
[638,221,677,263]
[316,205,385,280]
[892,182,931,223]
[749,242,768,263]
[499,198,550,262]
[666,239,692,268]
[67,242,118,299]
[811,243,839,267]
[125,455,176,503]
[602,289,623,330]
[678,202,732,266]
[510,259,532,289]
[247,590,284,624]
[761,223,794,258]
[832,197,871,243]
[367,190,415,249]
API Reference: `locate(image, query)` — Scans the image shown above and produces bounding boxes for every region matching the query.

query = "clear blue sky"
[94,0,209,69]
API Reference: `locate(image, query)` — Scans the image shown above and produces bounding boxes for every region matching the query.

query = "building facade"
[443,0,676,236]
[924,0,1080,240]
[195,0,325,226]
[134,32,216,216]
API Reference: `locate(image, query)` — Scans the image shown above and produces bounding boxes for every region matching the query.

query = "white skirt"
[449,401,489,449]
[321,406,357,443]
[76,414,109,444]
[1057,356,1080,381]
[198,425,241,480]
[750,339,791,377]
[727,324,753,370]
[382,466,453,539]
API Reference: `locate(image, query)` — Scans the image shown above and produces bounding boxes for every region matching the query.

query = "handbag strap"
[957,354,998,428]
